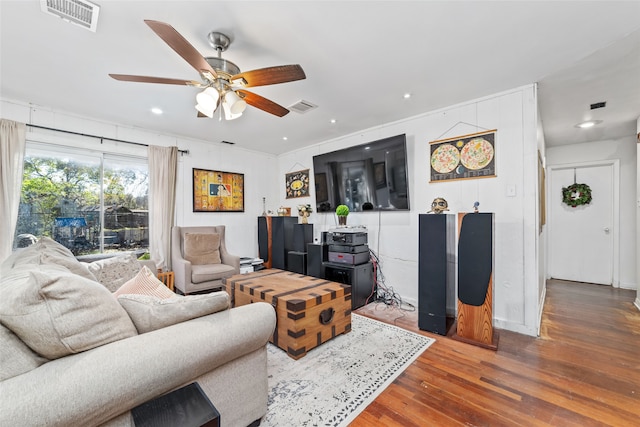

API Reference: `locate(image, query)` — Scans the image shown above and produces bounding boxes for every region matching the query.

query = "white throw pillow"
[0,264,138,359]
[117,292,229,334]
[87,253,142,292]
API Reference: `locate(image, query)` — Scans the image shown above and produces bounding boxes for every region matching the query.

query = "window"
[14,143,149,255]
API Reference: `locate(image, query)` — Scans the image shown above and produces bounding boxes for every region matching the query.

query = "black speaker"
[292,224,314,252]
[257,216,298,270]
[271,216,297,270]
[288,251,307,275]
[324,262,374,310]
[307,243,327,278]
[257,216,270,267]
[418,214,455,335]
[458,213,493,306]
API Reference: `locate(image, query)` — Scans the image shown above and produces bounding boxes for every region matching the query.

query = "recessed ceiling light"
[403,93,411,99]
[151,107,163,115]
[575,120,602,128]
[330,119,337,124]
[283,137,288,141]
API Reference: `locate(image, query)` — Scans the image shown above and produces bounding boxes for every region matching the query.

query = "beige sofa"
[0,238,276,427]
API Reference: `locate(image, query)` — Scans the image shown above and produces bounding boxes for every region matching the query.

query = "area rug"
[262,313,435,426]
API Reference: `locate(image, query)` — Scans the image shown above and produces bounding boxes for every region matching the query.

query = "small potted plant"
[336,204,350,226]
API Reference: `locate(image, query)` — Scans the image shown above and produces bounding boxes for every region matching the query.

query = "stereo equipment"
[257,216,297,270]
[324,262,374,310]
[328,244,368,254]
[418,214,455,336]
[306,243,327,279]
[325,231,368,246]
[287,251,307,275]
[327,251,370,265]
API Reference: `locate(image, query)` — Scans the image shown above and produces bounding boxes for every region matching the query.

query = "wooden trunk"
[223,269,352,359]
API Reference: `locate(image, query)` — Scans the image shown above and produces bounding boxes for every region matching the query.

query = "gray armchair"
[171,225,240,295]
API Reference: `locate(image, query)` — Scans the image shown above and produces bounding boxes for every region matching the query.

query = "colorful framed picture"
[192,168,244,212]
[429,129,497,182]
[285,169,310,199]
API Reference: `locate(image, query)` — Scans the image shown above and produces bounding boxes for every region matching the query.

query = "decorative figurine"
[473,201,479,213]
[297,204,313,224]
[428,197,449,214]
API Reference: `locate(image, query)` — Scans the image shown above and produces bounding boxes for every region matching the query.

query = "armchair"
[171,226,240,295]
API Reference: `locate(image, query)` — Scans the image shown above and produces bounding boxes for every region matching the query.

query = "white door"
[548,163,614,285]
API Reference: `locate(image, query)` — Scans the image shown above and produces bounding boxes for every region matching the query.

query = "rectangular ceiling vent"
[590,101,606,110]
[288,100,318,114]
[41,0,101,32]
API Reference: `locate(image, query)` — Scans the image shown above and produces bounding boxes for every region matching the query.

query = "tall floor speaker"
[257,216,297,270]
[418,214,455,335]
[454,212,498,350]
[306,243,327,279]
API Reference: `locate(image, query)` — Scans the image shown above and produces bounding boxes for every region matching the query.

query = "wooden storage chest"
[223,269,352,359]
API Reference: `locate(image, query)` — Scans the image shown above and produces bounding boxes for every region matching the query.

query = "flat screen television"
[312,134,410,213]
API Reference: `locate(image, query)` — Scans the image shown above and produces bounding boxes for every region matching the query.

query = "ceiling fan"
[109,20,306,120]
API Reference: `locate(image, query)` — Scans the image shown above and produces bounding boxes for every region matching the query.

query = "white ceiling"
[1,1,639,155]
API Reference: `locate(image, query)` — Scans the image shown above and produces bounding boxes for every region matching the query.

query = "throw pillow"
[183,233,221,265]
[87,252,142,292]
[113,266,175,299]
[41,252,97,282]
[0,264,138,359]
[117,292,230,334]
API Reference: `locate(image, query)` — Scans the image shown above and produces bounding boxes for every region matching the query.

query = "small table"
[156,271,175,292]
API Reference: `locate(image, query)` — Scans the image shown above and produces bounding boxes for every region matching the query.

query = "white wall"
[277,85,543,336]
[546,137,637,289]
[0,99,278,259]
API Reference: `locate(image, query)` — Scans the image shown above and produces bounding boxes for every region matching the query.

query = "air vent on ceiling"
[41,0,100,32]
[220,140,235,145]
[590,101,606,110]
[288,100,318,114]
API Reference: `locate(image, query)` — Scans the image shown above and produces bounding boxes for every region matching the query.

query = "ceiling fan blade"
[232,65,305,88]
[109,74,201,86]
[237,90,290,117]
[144,20,218,80]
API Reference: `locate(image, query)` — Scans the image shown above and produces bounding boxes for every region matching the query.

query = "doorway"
[548,160,620,286]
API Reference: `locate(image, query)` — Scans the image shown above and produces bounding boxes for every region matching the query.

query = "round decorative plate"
[431,144,460,173]
[460,138,494,170]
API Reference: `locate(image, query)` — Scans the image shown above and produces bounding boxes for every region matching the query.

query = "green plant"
[336,204,350,216]
[138,252,151,260]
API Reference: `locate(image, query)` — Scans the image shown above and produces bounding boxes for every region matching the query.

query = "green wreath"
[562,183,592,207]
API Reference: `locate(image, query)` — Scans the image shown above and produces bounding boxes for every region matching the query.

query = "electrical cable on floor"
[366,248,415,312]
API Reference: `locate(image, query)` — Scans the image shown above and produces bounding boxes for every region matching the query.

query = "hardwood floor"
[352,280,640,426]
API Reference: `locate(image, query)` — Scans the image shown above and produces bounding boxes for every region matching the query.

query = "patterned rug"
[262,313,435,426]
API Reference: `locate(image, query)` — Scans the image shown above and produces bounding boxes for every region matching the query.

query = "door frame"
[547,159,620,287]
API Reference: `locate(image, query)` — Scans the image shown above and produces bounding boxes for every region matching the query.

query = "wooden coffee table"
[222,269,352,359]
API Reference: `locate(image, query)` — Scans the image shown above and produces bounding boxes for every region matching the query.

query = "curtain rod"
[26,124,189,155]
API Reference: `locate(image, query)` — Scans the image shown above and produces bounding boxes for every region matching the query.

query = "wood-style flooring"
[352,279,640,426]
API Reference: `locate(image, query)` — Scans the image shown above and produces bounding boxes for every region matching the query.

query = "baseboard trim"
[634,297,640,312]
[537,286,547,337]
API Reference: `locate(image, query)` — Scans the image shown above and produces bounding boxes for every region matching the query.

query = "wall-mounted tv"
[313,134,410,212]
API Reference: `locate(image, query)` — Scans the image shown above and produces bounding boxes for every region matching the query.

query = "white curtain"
[148,145,178,271]
[0,119,27,262]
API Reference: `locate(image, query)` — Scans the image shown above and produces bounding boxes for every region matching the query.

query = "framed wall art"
[285,169,310,199]
[192,168,244,212]
[429,129,497,183]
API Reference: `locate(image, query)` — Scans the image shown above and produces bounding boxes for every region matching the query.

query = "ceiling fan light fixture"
[196,87,219,110]
[222,101,243,120]
[195,103,215,118]
[224,91,247,115]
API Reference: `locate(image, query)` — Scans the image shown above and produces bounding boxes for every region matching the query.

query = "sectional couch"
[0,238,276,426]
